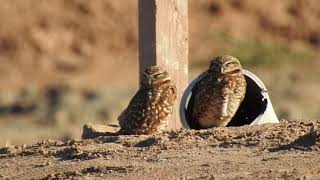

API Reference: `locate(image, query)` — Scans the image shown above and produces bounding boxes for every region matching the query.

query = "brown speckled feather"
[118,66,177,135]
[190,55,247,128]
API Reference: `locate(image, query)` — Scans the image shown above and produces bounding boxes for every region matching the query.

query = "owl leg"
[221,94,229,117]
[218,95,232,127]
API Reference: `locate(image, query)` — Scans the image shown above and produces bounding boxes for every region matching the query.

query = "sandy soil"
[1,120,319,179]
[0,0,320,146]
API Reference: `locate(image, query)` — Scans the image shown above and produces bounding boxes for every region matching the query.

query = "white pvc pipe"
[180,69,279,129]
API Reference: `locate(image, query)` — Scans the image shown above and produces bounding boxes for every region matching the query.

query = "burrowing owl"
[189,55,246,128]
[118,66,177,135]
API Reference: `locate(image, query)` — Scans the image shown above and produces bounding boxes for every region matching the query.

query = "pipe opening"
[227,75,267,126]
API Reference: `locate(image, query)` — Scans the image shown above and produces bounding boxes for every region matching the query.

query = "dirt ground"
[0,0,320,146]
[0,120,319,179]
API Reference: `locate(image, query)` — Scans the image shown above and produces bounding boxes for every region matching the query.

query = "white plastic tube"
[180,69,279,129]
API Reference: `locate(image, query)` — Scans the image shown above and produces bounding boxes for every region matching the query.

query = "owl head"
[209,55,242,74]
[141,66,171,87]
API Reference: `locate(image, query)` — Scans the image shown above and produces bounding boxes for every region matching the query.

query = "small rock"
[82,124,120,139]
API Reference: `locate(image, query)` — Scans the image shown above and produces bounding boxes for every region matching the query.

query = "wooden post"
[139,0,189,130]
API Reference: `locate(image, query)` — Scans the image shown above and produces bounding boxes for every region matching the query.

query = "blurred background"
[0,0,319,146]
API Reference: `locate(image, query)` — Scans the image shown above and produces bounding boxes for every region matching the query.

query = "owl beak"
[220,67,224,73]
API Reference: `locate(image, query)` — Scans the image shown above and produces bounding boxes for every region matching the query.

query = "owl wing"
[186,71,211,129]
[162,84,177,113]
[118,88,152,133]
[147,85,177,129]
[119,85,177,134]
[221,77,247,121]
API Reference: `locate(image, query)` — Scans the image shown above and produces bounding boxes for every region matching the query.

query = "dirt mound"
[1,120,319,179]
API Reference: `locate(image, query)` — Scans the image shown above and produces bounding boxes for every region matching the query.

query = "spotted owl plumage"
[189,55,246,128]
[118,66,177,135]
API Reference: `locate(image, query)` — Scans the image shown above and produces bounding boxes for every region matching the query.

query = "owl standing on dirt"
[118,66,177,135]
[189,55,246,128]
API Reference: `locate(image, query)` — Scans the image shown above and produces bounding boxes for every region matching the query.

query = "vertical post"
[139,0,189,130]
